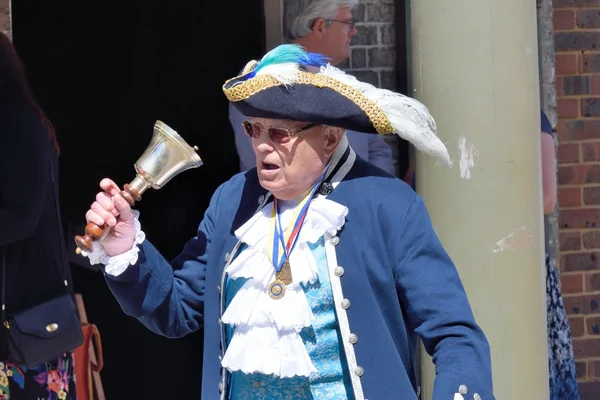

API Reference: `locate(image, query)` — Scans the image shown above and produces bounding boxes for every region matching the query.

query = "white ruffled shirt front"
[221,195,348,378]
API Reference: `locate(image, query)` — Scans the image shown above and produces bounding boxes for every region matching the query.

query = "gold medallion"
[267,259,293,300]
[267,280,286,300]
[277,259,293,285]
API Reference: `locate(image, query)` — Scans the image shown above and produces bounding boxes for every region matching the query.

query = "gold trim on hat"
[222,71,394,135]
[241,60,259,75]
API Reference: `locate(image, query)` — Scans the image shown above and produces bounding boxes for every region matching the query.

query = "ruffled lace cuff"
[80,210,146,277]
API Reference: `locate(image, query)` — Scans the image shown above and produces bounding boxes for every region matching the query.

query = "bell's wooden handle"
[74,184,142,254]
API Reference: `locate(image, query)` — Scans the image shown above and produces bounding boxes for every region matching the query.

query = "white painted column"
[410,0,549,398]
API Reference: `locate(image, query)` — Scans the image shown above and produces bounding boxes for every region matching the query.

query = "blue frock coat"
[102,145,494,400]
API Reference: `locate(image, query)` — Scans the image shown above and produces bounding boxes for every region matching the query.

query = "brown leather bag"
[74,323,103,400]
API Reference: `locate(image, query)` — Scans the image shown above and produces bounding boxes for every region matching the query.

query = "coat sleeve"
[390,193,495,400]
[366,134,395,175]
[102,182,225,339]
[0,105,50,246]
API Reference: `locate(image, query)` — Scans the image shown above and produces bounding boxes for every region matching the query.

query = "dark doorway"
[12,0,265,398]
[395,0,410,181]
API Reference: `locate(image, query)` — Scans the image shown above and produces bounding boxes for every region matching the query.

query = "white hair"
[283,0,359,41]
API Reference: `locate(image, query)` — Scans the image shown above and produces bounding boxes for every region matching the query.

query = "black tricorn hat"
[223,44,451,166]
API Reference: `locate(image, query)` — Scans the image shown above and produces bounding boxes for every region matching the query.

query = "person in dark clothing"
[0,32,77,399]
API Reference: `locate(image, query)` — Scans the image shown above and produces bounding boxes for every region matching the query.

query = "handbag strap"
[48,157,71,289]
[1,248,6,327]
[1,156,71,324]
[89,324,104,372]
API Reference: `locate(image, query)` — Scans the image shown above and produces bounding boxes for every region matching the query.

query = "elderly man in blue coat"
[81,45,494,400]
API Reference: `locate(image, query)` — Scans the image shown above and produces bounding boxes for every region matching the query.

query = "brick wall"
[343,0,403,176]
[553,0,600,395]
[342,0,396,90]
[0,0,10,37]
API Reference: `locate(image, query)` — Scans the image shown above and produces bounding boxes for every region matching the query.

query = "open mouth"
[261,162,279,171]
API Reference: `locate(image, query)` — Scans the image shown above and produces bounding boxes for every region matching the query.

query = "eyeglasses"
[329,19,356,30]
[242,120,317,144]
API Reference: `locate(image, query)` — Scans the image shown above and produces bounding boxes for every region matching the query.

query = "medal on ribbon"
[268,171,329,300]
[267,196,310,300]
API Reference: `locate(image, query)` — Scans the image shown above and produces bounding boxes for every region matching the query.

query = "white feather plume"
[320,64,452,167]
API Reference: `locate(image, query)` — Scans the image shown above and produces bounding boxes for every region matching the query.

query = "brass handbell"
[74,120,203,254]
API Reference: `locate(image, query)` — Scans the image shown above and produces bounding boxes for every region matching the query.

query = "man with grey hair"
[229,0,396,175]
[284,0,358,64]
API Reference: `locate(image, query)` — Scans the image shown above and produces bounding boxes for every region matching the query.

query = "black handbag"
[0,160,83,368]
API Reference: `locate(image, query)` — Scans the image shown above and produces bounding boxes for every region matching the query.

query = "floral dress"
[0,353,76,400]
[546,254,580,400]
